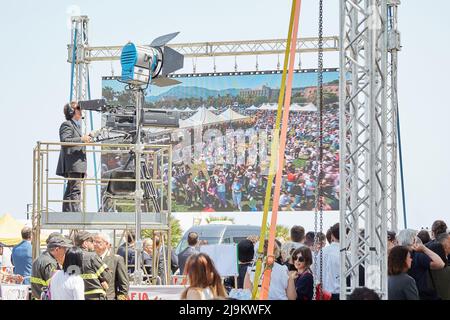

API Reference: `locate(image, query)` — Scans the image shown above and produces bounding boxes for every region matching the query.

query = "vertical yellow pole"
[251,0,298,300]
[260,0,302,300]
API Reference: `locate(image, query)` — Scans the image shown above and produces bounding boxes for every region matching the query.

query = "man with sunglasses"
[56,101,92,212]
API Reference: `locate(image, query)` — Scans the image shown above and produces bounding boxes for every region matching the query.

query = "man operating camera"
[56,101,92,212]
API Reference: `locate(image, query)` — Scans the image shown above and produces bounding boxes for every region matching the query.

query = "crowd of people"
[177,219,450,301]
[170,106,340,212]
[2,217,448,300]
[387,221,450,300]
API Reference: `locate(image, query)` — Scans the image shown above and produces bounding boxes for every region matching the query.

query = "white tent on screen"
[180,106,226,128]
[207,106,216,111]
[301,103,318,112]
[219,108,251,121]
[259,103,278,110]
[247,105,259,110]
[289,103,303,112]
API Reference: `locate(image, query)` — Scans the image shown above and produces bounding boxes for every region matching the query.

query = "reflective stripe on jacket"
[31,251,58,299]
[80,249,111,300]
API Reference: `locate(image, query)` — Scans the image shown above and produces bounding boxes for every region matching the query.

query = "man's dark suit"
[177,246,198,275]
[142,251,152,276]
[117,243,135,274]
[102,253,129,300]
[56,119,87,212]
[155,246,179,284]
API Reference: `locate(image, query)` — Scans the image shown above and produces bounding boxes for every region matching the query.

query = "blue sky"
[0,1,450,230]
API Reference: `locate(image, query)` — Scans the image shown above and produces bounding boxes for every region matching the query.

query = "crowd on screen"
[170,106,340,212]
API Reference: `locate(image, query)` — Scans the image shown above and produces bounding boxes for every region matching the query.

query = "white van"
[174,224,260,255]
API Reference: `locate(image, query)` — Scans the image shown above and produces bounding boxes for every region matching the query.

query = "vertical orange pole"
[251,0,297,300]
[259,0,302,300]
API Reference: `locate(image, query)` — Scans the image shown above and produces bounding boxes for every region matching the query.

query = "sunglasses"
[293,256,305,263]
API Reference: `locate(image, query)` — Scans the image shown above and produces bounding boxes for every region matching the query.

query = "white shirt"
[1,247,13,268]
[248,263,289,300]
[321,242,340,294]
[100,249,109,261]
[49,270,85,300]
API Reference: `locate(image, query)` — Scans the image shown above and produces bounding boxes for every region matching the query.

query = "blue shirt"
[217,182,226,193]
[11,240,32,284]
[305,180,316,196]
[232,182,242,193]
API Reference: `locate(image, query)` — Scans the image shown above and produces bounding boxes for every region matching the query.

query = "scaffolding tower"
[31,141,173,284]
[339,0,401,299]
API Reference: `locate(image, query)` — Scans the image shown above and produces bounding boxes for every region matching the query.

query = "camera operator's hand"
[81,135,92,143]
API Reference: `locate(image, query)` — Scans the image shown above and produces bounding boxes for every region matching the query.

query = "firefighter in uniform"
[74,231,112,300]
[31,236,73,299]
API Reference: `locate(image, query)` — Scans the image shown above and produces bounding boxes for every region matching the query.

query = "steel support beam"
[386,0,401,232]
[70,16,90,103]
[339,0,389,299]
[68,36,339,62]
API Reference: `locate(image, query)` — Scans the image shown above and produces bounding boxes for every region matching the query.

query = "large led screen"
[102,69,339,212]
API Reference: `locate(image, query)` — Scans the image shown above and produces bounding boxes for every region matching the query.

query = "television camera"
[78,99,180,142]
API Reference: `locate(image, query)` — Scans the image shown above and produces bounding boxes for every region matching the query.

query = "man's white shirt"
[321,242,340,294]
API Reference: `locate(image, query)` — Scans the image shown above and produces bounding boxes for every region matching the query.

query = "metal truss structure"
[69,16,90,102]
[68,36,339,62]
[386,0,401,232]
[339,0,400,299]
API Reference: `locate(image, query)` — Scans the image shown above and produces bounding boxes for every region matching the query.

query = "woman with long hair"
[49,246,85,300]
[287,246,314,300]
[181,253,227,300]
[388,245,419,300]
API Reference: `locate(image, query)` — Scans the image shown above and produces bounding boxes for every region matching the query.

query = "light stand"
[119,33,184,285]
[131,85,145,285]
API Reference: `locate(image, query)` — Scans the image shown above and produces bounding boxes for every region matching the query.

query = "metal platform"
[32,141,173,264]
[40,211,169,230]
